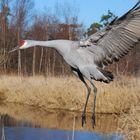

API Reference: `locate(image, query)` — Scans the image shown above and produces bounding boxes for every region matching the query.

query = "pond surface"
[0,103,123,140]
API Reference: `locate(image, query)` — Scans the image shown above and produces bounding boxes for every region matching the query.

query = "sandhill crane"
[10,1,140,128]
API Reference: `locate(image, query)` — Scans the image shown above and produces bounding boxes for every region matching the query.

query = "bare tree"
[0,0,11,72]
[11,0,34,75]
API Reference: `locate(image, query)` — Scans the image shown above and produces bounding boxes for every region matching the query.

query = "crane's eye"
[19,40,25,46]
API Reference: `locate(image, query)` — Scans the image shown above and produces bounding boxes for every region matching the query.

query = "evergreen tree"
[87,22,103,36]
[86,10,116,36]
[100,10,116,26]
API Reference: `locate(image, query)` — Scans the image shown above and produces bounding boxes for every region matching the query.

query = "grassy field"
[118,106,140,140]
[0,75,139,113]
[0,75,140,139]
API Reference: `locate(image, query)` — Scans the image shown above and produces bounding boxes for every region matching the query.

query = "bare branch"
[0,49,8,66]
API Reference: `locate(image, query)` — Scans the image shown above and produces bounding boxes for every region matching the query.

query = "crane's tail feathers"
[97,69,114,83]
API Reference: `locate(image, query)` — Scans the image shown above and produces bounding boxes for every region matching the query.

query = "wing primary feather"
[79,1,140,68]
[117,1,140,21]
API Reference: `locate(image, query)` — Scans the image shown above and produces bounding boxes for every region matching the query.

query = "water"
[1,127,123,140]
[0,103,123,140]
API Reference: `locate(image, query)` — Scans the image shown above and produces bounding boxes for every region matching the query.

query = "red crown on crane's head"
[19,40,25,47]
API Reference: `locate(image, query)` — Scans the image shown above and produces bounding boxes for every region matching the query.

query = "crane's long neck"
[28,40,77,56]
[34,40,58,48]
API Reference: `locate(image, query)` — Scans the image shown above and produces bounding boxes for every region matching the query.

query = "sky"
[34,0,138,28]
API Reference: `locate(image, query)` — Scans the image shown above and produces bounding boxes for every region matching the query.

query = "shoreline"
[0,102,119,133]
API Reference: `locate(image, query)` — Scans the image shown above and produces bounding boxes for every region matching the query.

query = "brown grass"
[0,75,140,113]
[118,106,140,140]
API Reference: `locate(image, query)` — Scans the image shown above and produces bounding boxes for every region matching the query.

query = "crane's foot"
[81,114,86,127]
[92,114,96,128]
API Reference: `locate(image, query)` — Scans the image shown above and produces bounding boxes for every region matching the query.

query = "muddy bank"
[0,103,119,133]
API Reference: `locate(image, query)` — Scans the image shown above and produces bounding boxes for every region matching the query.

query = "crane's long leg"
[71,67,91,127]
[77,72,91,127]
[81,80,91,127]
[71,67,91,126]
[90,81,97,128]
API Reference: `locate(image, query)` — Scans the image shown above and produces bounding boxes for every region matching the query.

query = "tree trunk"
[45,49,48,76]
[68,25,72,40]
[48,50,51,76]
[39,47,44,74]
[52,50,56,76]
[32,47,36,76]
[23,50,27,75]
[17,28,21,75]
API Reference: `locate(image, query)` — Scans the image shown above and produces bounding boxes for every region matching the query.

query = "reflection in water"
[0,103,123,140]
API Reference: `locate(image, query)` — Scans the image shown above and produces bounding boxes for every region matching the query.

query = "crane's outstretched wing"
[80,1,140,68]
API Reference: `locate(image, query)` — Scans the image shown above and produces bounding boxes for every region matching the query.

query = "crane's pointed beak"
[8,46,20,53]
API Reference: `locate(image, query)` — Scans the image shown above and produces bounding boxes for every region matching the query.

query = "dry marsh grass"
[0,75,139,113]
[118,106,140,140]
